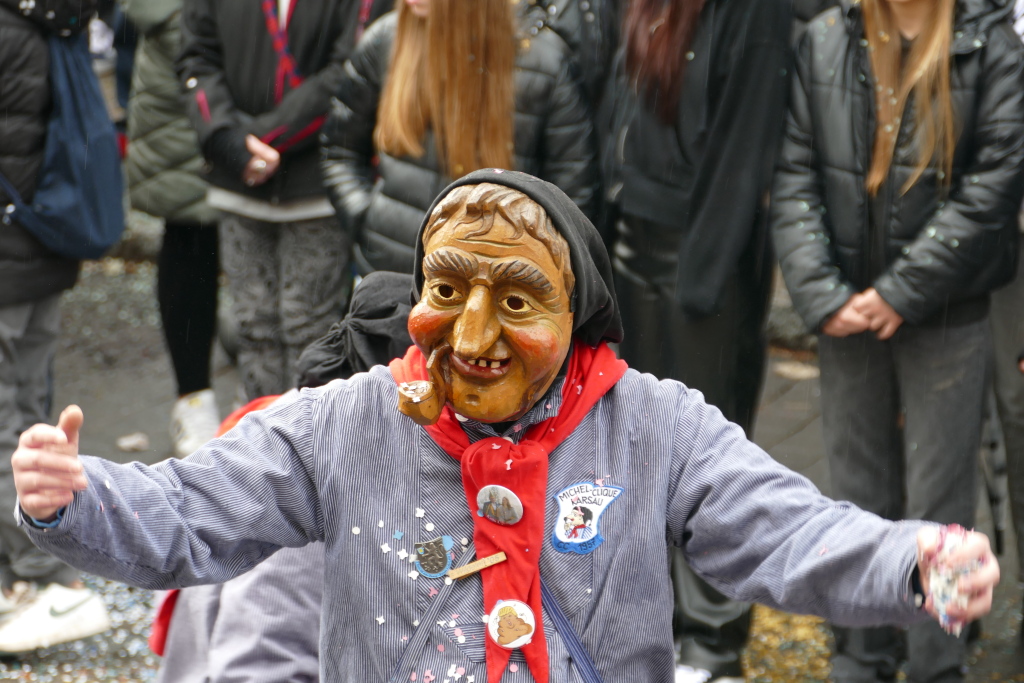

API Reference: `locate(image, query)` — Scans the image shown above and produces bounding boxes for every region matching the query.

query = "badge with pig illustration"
[551,481,623,555]
[486,599,536,649]
[415,535,455,578]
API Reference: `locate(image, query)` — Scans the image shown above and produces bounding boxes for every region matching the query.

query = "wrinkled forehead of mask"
[411,169,623,346]
[421,183,576,297]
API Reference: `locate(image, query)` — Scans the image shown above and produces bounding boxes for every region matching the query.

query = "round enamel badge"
[487,600,536,649]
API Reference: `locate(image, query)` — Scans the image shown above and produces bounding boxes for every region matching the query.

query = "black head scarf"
[412,169,623,345]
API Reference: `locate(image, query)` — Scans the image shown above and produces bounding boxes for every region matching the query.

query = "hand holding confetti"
[916,525,1000,635]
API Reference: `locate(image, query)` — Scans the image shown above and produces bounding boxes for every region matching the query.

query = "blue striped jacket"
[20,367,928,682]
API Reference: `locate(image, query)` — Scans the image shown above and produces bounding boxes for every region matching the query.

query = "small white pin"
[381,543,391,554]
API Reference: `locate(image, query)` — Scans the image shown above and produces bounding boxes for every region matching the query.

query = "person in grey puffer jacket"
[122,0,223,458]
[771,0,1024,680]
[320,1,598,276]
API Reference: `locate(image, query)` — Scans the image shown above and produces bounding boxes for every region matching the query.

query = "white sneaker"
[170,388,220,457]
[0,584,111,653]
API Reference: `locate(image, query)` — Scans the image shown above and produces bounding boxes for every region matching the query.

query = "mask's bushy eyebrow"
[491,260,555,297]
[423,248,478,278]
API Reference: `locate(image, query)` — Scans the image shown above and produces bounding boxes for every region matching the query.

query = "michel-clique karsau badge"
[551,481,623,554]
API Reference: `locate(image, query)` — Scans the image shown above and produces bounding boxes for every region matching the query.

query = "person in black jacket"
[771,0,1024,679]
[320,0,598,276]
[0,0,112,652]
[177,0,361,401]
[600,1,792,680]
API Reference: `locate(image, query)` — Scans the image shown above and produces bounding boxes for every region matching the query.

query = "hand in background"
[11,405,89,521]
[850,287,904,340]
[822,298,872,337]
[242,135,281,187]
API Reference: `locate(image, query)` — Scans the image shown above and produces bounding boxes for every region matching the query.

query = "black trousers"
[614,219,773,677]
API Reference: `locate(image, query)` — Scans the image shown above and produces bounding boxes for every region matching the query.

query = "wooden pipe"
[397,342,450,426]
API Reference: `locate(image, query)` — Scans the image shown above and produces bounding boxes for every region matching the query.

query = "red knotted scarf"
[390,340,626,683]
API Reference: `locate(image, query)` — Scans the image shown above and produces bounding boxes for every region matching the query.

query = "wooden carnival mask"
[402,183,575,424]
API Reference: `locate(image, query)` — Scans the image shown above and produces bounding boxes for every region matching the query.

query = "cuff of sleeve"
[28,507,64,529]
[204,127,251,178]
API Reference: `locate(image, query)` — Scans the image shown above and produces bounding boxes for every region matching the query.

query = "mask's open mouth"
[450,354,511,379]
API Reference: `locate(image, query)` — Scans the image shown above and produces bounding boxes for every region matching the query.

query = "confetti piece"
[491,443,501,450]
[509,664,518,673]
[467,677,474,683]
[410,555,417,563]
[437,620,447,627]
[451,613,459,619]
[104,480,111,489]
[457,668,466,676]
[445,577,453,585]
[411,673,417,681]
[448,620,456,627]
[376,616,385,625]
[398,549,409,560]
[424,671,436,683]
[402,635,409,641]
[394,530,405,540]
[415,508,425,518]
[457,635,466,644]
[100,502,104,512]
[134,511,139,519]
[454,627,463,636]
[378,520,384,527]
[413,620,420,626]
[425,522,435,532]
[352,527,361,535]
[505,459,513,470]
[429,587,439,597]
[461,537,469,545]
[381,543,392,554]
[595,479,603,486]
[437,644,445,652]
[408,571,419,580]
[818,546,828,556]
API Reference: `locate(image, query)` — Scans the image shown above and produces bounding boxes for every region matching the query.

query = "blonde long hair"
[374,0,516,177]
[862,0,958,196]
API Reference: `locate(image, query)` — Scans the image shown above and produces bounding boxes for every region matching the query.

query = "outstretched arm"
[665,387,997,628]
[12,395,327,590]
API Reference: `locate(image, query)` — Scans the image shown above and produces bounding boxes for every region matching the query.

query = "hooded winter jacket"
[0,0,95,307]
[319,9,599,276]
[176,0,360,205]
[771,0,1024,332]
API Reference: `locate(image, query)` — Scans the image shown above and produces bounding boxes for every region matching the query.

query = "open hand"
[12,405,89,521]
[850,288,903,340]
[242,134,280,187]
[916,527,999,629]
[821,298,872,338]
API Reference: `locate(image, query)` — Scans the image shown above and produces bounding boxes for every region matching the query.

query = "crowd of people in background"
[1,0,1023,681]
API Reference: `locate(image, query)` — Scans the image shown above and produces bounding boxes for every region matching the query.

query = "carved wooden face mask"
[407,189,574,423]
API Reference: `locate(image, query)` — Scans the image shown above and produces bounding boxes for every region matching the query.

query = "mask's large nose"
[452,285,501,359]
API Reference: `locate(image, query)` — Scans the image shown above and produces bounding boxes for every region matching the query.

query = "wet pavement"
[4,258,1021,681]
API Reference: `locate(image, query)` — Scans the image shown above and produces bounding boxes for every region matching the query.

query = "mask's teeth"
[467,359,478,366]
[490,360,500,369]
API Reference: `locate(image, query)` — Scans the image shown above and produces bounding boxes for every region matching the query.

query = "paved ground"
[3,260,1021,680]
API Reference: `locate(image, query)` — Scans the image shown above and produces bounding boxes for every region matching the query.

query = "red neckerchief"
[260,0,303,103]
[390,340,626,683]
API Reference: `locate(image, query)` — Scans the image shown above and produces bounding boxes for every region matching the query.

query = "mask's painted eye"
[502,295,532,314]
[433,283,459,301]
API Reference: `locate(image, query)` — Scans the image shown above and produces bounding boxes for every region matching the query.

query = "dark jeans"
[615,224,772,677]
[819,320,988,683]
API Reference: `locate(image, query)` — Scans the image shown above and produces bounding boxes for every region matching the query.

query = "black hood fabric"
[412,169,623,346]
[296,271,414,389]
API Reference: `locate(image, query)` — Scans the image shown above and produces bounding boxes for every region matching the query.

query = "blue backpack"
[0,33,124,260]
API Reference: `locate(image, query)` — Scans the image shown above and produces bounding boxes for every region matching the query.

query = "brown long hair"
[374,0,516,177]
[623,0,706,124]
[863,0,958,196]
